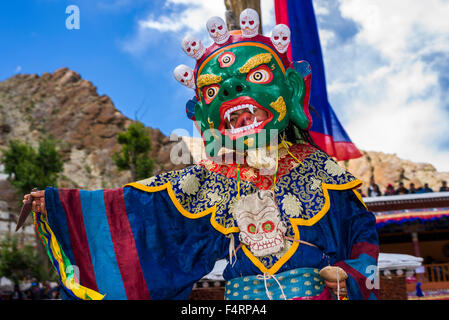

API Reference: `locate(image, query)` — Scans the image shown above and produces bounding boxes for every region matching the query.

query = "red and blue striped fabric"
[274,0,362,160]
[43,186,227,300]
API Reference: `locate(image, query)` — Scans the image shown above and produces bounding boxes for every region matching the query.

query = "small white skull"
[206,16,230,44]
[239,8,259,38]
[234,190,286,257]
[181,35,205,60]
[173,64,195,89]
[271,24,291,54]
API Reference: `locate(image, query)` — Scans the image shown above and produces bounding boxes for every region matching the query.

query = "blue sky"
[1,0,449,172]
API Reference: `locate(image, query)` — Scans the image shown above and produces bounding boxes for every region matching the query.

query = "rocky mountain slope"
[0,68,188,221]
[340,151,449,196]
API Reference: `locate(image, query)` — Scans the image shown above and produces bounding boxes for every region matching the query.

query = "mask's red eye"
[202,84,220,104]
[187,47,191,52]
[242,20,246,25]
[274,36,279,40]
[211,29,215,33]
[282,36,288,41]
[218,51,235,68]
[247,224,257,234]
[191,42,196,46]
[249,20,254,25]
[218,25,223,30]
[246,65,273,84]
[262,221,274,233]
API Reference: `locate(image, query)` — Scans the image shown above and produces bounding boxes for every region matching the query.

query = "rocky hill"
[339,151,449,196]
[0,68,189,226]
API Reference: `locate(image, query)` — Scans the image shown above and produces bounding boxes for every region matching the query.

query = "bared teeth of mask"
[226,112,231,122]
[248,105,254,114]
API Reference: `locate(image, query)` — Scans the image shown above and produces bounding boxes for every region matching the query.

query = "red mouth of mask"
[218,96,273,140]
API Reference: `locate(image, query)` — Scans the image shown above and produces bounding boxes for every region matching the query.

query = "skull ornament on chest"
[270,24,291,54]
[239,8,260,38]
[234,190,286,257]
[206,16,230,44]
[181,35,205,60]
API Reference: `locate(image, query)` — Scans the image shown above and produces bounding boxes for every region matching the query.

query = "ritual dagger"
[15,188,38,232]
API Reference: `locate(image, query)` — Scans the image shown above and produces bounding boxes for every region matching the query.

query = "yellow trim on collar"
[291,179,363,227]
[124,182,240,235]
[352,189,368,210]
[240,178,363,275]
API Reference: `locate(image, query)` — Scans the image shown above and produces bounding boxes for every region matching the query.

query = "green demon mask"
[194,43,309,157]
[174,16,312,158]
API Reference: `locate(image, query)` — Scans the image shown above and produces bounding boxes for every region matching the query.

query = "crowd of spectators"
[0,281,61,300]
[364,180,449,198]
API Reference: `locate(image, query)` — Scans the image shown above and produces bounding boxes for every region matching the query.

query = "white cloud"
[314,2,330,16]
[260,0,276,35]
[321,0,449,172]
[123,0,277,54]
[122,0,225,54]
[318,29,336,49]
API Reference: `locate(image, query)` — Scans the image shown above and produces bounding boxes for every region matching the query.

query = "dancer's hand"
[319,266,349,299]
[23,190,46,215]
[324,279,347,298]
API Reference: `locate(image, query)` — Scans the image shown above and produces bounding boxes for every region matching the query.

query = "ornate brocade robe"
[34,143,379,300]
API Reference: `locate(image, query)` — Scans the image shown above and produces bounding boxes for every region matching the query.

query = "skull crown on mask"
[270,24,291,54]
[181,35,205,60]
[206,16,230,44]
[239,8,260,38]
[173,64,195,89]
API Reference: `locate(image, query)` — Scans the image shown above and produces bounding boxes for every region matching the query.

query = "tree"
[1,137,63,195]
[0,137,63,283]
[113,122,155,181]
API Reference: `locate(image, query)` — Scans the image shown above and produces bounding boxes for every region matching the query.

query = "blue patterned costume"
[39,143,379,300]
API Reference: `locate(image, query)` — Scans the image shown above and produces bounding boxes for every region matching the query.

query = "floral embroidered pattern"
[309,177,322,191]
[324,159,346,177]
[179,173,201,195]
[207,190,221,204]
[281,194,303,217]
